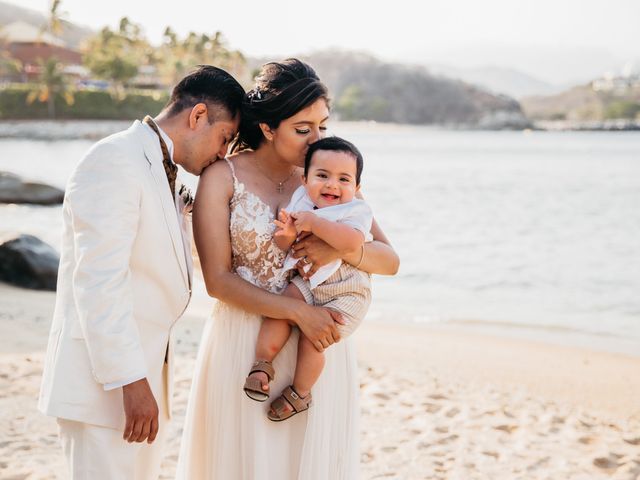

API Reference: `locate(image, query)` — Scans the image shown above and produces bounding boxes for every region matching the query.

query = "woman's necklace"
[255,160,297,194]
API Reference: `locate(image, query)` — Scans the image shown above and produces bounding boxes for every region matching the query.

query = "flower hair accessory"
[248,88,264,102]
[178,183,194,215]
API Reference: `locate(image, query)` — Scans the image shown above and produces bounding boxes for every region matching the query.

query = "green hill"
[521,84,640,121]
[250,50,530,128]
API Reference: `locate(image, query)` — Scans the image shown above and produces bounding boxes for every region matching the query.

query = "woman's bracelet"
[354,244,365,269]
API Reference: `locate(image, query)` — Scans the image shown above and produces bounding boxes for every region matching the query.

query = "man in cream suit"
[38,65,244,479]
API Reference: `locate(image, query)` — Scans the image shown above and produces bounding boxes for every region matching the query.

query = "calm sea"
[1,123,639,354]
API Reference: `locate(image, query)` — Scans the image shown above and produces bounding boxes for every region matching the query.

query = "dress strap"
[224,158,239,189]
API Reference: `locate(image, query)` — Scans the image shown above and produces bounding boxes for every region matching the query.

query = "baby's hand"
[274,209,297,238]
[291,211,316,233]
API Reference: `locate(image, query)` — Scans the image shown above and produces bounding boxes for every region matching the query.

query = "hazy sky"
[10,0,640,85]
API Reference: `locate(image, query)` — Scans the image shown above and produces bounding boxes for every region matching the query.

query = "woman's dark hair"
[165,65,245,123]
[304,136,364,185]
[231,58,329,152]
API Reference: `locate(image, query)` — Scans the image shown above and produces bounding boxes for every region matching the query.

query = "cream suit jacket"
[38,120,193,429]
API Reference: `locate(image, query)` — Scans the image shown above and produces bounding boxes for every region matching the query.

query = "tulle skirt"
[176,301,361,479]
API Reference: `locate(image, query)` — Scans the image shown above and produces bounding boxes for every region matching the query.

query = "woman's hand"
[291,232,346,278]
[296,303,345,351]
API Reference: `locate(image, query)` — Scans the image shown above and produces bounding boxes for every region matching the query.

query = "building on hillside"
[592,64,640,95]
[129,64,164,90]
[0,21,85,82]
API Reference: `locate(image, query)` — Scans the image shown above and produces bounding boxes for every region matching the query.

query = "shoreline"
[391,318,640,359]
[357,320,640,419]
[2,273,640,358]
[1,119,639,141]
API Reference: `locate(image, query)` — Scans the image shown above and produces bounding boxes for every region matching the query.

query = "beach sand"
[1,282,639,480]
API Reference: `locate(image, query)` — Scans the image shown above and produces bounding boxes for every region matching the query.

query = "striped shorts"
[291,263,372,338]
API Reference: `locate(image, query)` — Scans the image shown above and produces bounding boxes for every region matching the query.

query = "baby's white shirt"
[281,185,373,289]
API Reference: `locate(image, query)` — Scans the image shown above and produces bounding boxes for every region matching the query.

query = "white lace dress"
[176,159,361,479]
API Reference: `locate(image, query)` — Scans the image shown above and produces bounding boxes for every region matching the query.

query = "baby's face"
[304,150,359,208]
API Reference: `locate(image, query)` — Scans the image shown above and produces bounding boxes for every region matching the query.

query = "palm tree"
[26,57,74,118]
[42,0,66,38]
[0,35,21,80]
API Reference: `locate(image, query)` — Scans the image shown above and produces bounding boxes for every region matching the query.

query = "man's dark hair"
[304,136,364,185]
[165,65,245,123]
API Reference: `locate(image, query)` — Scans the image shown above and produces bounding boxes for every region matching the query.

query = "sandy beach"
[1,282,639,480]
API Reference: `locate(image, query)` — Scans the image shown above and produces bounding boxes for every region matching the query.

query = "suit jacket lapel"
[135,121,190,290]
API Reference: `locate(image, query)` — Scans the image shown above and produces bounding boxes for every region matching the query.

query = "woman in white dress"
[177,59,399,479]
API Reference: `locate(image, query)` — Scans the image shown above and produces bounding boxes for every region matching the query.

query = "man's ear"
[356,184,361,191]
[301,174,307,184]
[189,103,209,129]
[258,123,274,141]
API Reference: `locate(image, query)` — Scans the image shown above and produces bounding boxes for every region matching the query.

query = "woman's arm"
[291,216,399,277]
[193,161,342,350]
[290,189,399,277]
[343,216,399,273]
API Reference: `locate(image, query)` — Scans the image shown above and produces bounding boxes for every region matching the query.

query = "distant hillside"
[303,51,529,128]
[0,1,94,49]
[249,51,529,128]
[426,64,562,99]
[521,84,640,121]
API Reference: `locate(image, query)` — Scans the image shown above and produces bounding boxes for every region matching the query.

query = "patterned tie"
[143,115,177,198]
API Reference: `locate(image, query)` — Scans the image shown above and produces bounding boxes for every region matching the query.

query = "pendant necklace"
[256,161,297,193]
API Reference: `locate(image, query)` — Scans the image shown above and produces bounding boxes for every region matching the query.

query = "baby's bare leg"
[250,283,306,393]
[293,330,326,398]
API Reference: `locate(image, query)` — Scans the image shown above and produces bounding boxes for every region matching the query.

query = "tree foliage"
[82,17,152,92]
[26,57,74,118]
[82,19,247,91]
[154,28,246,86]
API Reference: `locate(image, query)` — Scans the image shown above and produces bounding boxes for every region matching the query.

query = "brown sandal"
[243,360,275,402]
[267,385,312,422]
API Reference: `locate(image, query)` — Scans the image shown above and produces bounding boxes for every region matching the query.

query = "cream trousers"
[57,376,169,480]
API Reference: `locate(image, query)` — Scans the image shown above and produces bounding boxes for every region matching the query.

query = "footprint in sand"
[372,392,391,401]
[593,456,620,470]
[445,407,460,418]
[623,436,640,446]
[482,451,499,459]
[429,393,448,400]
[578,436,596,445]
[424,403,442,414]
[437,434,459,444]
[494,424,518,434]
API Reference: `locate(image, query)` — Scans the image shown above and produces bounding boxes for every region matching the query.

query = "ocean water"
[1,123,639,354]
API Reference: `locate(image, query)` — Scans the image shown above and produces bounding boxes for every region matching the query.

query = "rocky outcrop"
[0,172,64,205]
[0,233,59,290]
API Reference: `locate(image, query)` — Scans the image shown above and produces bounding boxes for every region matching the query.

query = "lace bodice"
[225,159,288,293]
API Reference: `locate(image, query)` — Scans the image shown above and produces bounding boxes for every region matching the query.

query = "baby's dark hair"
[304,136,364,185]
